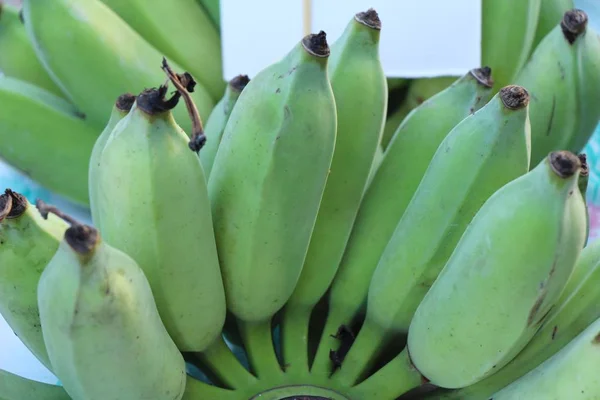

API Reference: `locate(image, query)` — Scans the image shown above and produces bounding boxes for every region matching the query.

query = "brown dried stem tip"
[302,31,330,58]
[500,85,530,110]
[549,151,582,179]
[36,199,98,256]
[230,74,250,93]
[355,8,382,30]
[578,153,589,177]
[470,66,494,88]
[0,189,28,222]
[116,93,136,113]
[561,9,588,44]
[161,58,206,152]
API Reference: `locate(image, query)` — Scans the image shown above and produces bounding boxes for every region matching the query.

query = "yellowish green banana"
[36,201,187,400]
[490,316,600,399]
[208,31,336,382]
[88,93,135,231]
[22,0,215,133]
[0,369,70,400]
[281,9,387,379]
[482,0,541,91]
[100,0,225,101]
[349,150,586,399]
[196,0,220,31]
[0,75,98,206]
[311,67,494,377]
[200,74,250,178]
[0,3,64,97]
[0,189,67,370]
[531,0,574,52]
[514,9,600,166]
[331,85,532,387]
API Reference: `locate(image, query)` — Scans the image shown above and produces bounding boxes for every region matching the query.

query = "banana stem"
[329,318,390,387]
[183,375,240,400]
[238,319,284,382]
[194,336,258,390]
[348,349,424,399]
[310,307,354,377]
[281,305,311,379]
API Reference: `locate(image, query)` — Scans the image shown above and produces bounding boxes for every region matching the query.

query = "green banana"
[0,75,98,206]
[200,74,250,178]
[88,93,135,231]
[100,0,225,101]
[531,0,575,52]
[0,189,67,370]
[482,0,541,92]
[514,9,600,166]
[207,31,336,382]
[331,85,532,387]
[490,316,600,399]
[578,153,590,245]
[22,0,215,133]
[95,68,226,353]
[0,369,70,400]
[431,224,600,399]
[197,0,220,31]
[281,9,387,379]
[380,75,457,148]
[311,67,494,377]
[349,150,587,399]
[36,201,187,400]
[0,3,64,97]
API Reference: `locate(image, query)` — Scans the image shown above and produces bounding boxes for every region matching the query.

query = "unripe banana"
[281,9,387,378]
[331,85,532,387]
[311,67,494,377]
[380,75,457,149]
[36,201,187,400]
[22,0,214,133]
[208,31,336,380]
[350,151,586,399]
[95,67,226,353]
[514,9,600,166]
[200,74,250,178]
[531,0,575,52]
[100,0,225,101]
[88,93,135,231]
[0,75,98,206]
[490,316,600,399]
[196,0,220,30]
[0,189,67,370]
[0,3,64,97]
[482,0,541,91]
[431,227,600,399]
[0,369,70,400]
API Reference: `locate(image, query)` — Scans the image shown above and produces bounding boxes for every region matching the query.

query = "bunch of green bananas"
[2,5,600,400]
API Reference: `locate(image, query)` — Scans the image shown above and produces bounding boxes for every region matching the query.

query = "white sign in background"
[221,0,481,80]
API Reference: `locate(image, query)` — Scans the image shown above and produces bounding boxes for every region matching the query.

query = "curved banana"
[0,3,64,97]
[482,0,541,91]
[431,226,600,399]
[22,0,214,133]
[380,75,457,148]
[100,0,225,101]
[531,0,574,52]
[490,316,600,399]
[311,67,494,377]
[208,31,336,381]
[331,85,532,387]
[0,189,67,370]
[95,70,226,353]
[196,0,220,30]
[514,9,600,166]
[0,369,70,400]
[281,9,387,378]
[349,150,586,399]
[36,201,187,400]
[200,74,250,178]
[88,93,135,231]
[0,75,98,206]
